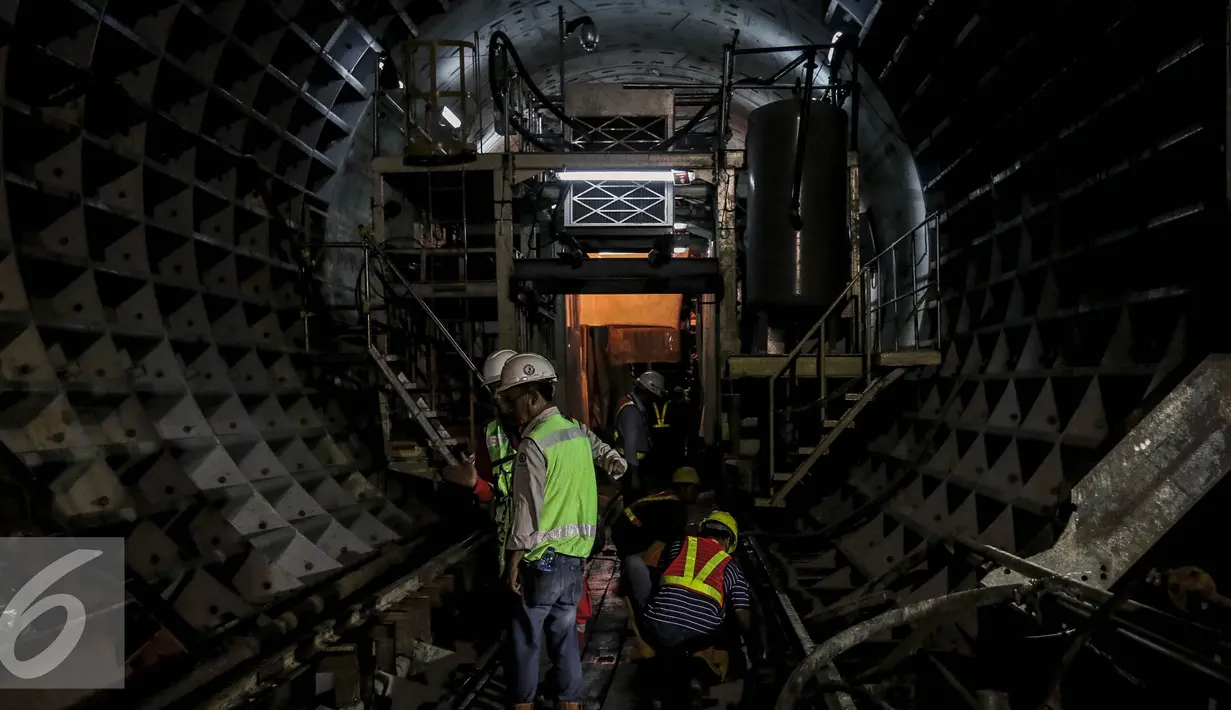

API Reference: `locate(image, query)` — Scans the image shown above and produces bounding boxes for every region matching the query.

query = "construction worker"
[447,350,625,575]
[498,352,600,710]
[611,466,700,559]
[614,370,670,496]
[621,511,760,660]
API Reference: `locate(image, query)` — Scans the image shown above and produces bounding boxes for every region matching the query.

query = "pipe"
[622,82,841,91]
[775,584,1035,710]
[735,43,837,55]
[653,94,721,151]
[743,53,809,85]
[1050,595,1231,693]
[488,31,587,152]
[787,50,818,231]
[717,30,739,169]
[557,6,566,115]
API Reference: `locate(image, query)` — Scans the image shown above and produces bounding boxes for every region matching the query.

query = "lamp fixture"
[564,15,599,52]
[556,170,681,182]
[439,106,462,129]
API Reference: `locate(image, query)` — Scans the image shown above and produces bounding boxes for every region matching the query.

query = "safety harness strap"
[622,490,679,526]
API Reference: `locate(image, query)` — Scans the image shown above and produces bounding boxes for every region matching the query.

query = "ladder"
[362,233,482,475]
[368,345,465,467]
[749,213,945,507]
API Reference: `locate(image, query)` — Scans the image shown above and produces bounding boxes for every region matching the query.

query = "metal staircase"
[304,194,490,481]
[734,213,944,507]
[364,234,479,470]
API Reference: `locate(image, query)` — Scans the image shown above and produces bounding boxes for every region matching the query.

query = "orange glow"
[575,252,683,328]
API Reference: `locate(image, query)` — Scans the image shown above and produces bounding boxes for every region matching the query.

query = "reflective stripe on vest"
[485,419,516,493]
[652,402,669,428]
[613,397,635,441]
[661,537,731,606]
[623,490,680,526]
[524,414,599,561]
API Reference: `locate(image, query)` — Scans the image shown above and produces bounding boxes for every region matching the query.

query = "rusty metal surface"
[985,355,1231,591]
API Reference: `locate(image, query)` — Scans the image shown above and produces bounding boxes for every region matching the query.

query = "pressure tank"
[744,98,849,313]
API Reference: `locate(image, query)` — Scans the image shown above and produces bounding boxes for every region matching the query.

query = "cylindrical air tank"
[744,98,850,314]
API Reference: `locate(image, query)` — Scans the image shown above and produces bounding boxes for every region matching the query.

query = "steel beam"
[373,151,744,182]
[513,257,724,295]
[985,354,1231,591]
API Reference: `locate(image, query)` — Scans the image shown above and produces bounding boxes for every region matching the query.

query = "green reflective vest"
[484,418,516,574]
[523,413,598,562]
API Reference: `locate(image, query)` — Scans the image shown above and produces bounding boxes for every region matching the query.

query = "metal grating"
[573,115,669,152]
[565,180,674,227]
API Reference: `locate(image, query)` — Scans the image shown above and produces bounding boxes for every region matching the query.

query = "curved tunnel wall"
[797,0,1223,647]
[3,0,1221,673]
[0,0,436,663]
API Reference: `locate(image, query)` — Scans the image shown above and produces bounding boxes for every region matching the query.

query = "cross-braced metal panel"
[573,116,669,152]
[565,180,674,227]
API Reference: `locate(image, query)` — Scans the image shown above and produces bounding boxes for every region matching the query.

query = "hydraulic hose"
[488,31,726,153]
[775,583,1036,710]
[489,30,589,152]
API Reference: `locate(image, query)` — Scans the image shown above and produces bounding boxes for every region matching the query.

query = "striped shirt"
[642,537,751,636]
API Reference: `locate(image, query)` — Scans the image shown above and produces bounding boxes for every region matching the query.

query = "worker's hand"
[444,455,478,489]
[505,565,521,596]
[610,457,628,480]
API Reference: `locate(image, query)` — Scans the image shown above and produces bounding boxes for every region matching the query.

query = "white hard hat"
[482,349,518,386]
[635,370,666,398]
[496,353,557,394]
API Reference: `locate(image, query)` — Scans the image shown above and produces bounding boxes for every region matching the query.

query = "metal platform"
[726,349,941,378]
[514,257,724,296]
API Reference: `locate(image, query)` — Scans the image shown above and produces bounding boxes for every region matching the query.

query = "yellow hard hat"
[672,466,699,485]
[700,510,739,550]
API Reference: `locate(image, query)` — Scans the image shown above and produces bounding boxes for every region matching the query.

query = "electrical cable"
[488,31,728,153]
[775,583,1035,710]
[489,31,587,152]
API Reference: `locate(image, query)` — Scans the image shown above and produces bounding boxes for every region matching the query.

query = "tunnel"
[0,0,1227,708]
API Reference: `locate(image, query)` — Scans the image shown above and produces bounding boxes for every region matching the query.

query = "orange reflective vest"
[661,536,732,606]
[623,490,680,526]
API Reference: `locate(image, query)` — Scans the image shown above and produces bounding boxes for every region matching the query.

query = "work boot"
[554,703,581,710]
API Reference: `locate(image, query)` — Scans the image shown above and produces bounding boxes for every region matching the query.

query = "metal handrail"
[358,231,484,384]
[769,210,941,383]
[767,211,940,489]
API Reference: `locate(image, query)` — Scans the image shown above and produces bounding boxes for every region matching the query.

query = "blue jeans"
[622,554,713,651]
[508,554,585,704]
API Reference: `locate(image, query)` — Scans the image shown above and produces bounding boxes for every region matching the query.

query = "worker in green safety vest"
[446,350,626,577]
[495,352,597,710]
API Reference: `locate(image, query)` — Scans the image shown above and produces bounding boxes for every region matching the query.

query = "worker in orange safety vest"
[620,511,760,660]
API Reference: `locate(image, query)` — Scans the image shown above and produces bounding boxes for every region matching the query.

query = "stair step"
[844,392,863,401]
[389,460,435,479]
